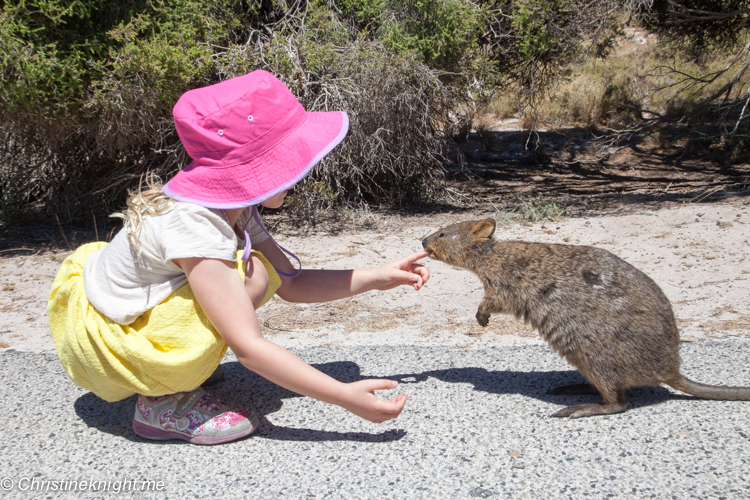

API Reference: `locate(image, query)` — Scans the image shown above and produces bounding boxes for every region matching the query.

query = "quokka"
[422,218,750,418]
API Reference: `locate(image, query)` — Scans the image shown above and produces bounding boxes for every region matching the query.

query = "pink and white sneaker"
[132,387,258,445]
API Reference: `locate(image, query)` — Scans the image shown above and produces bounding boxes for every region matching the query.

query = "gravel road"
[3,341,749,499]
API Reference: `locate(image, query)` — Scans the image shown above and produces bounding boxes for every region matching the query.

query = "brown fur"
[422,218,750,418]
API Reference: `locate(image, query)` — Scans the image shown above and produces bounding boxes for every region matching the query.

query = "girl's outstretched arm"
[173,256,407,423]
[253,238,430,303]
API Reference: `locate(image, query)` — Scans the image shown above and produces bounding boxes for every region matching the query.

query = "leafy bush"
[0,0,252,223]
[640,0,750,59]
[326,0,486,71]
[218,8,456,216]
[480,0,623,108]
[1,0,482,225]
[4,1,705,225]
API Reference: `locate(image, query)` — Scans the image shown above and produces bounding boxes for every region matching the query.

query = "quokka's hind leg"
[547,383,600,396]
[552,386,628,418]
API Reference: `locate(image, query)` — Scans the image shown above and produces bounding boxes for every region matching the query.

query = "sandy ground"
[1,197,749,353]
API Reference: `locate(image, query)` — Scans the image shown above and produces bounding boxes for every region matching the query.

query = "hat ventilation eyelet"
[218,129,224,136]
[247,115,254,122]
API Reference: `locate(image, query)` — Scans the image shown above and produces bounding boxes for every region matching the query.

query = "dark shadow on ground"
[72,359,702,440]
[73,361,407,444]
[0,224,112,253]
[390,367,691,415]
[442,127,750,217]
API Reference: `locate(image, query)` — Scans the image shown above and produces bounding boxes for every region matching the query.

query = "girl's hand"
[339,379,407,423]
[373,251,430,291]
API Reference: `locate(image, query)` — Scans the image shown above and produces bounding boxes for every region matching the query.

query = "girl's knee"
[245,256,269,308]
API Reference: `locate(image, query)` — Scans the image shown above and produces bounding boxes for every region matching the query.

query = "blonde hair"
[112,173,175,255]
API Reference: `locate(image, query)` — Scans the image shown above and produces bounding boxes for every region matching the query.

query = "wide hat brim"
[163,110,348,208]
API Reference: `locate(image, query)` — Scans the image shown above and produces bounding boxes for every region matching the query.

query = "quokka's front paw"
[476,311,490,327]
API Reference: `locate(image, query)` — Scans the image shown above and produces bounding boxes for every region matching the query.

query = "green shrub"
[0,0,257,223]
[514,193,567,222]
[2,1,666,225]
[0,0,476,225]
[218,7,455,211]
[321,0,486,71]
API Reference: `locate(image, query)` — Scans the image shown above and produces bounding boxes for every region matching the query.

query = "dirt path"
[2,196,748,352]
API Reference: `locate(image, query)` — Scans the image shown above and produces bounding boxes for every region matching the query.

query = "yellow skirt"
[47,242,281,402]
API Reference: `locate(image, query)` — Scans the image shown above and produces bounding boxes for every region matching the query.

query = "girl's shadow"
[74,361,406,444]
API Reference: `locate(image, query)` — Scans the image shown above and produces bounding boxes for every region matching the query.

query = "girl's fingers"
[411,264,430,283]
[391,270,424,289]
[407,266,429,289]
[349,379,407,421]
[394,251,430,267]
[390,394,407,406]
[359,378,398,392]
[378,393,407,417]
[375,252,431,290]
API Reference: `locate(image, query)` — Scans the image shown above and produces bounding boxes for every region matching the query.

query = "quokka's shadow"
[389,367,690,414]
[75,360,406,444]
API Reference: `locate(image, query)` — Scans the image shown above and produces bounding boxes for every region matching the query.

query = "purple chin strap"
[240,207,302,278]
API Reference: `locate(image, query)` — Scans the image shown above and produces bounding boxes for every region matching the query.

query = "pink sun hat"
[163,70,349,208]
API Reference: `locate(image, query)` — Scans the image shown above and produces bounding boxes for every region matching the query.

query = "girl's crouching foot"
[132,387,258,445]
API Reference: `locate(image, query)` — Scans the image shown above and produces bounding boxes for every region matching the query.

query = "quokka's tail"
[669,375,750,401]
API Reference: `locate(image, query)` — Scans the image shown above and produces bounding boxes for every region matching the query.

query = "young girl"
[48,70,430,445]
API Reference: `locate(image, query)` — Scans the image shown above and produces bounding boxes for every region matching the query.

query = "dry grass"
[256,296,537,339]
[257,297,408,334]
[698,315,750,337]
[486,30,750,131]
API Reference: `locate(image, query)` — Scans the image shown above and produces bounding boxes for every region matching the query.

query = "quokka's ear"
[471,218,496,239]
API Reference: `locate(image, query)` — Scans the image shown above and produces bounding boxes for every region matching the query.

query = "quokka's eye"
[439,233,446,238]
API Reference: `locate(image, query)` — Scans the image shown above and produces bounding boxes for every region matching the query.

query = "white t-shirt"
[83,202,269,325]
